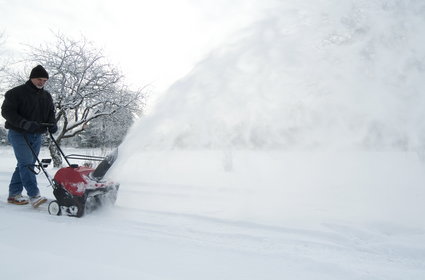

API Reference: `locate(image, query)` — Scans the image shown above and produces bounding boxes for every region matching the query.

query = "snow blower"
[25,126,119,217]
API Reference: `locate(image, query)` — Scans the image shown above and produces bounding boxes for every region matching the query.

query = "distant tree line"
[0,32,147,166]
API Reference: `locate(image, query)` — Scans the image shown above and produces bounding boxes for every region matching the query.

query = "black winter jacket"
[1,80,56,133]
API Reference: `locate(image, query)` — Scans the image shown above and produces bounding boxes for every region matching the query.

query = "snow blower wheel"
[48,200,61,216]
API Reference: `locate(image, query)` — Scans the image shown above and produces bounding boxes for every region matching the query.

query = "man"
[1,65,58,208]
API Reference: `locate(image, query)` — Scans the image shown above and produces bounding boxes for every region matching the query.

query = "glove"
[48,124,58,134]
[22,121,42,133]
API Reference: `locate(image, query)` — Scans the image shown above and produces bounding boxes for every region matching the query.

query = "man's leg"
[8,166,24,197]
[7,130,41,198]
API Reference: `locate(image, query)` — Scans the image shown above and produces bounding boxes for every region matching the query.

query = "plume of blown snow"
[122,0,425,152]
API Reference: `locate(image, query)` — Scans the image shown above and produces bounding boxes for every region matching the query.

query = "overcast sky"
[0,0,272,92]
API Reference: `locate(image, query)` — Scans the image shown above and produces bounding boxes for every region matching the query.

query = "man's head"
[29,65,49,89]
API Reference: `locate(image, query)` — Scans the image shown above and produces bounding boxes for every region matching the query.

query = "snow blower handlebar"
[42,123,106,164]
[43,123,119,179]
[42,124,74,167]
[23,132,54,186]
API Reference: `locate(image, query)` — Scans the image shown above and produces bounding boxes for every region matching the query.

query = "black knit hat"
[29,65,49,79]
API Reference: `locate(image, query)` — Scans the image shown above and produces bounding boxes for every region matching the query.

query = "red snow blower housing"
[26,127,119,217]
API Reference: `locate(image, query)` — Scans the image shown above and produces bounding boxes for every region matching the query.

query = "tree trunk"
[49,141,63,168]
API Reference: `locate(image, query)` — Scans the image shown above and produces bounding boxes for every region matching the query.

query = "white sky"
[0,0,271,92]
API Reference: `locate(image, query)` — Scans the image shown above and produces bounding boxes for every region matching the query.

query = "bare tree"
[0,31,8,90]
[27,33,145,166]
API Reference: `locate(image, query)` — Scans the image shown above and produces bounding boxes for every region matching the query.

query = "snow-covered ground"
[1,147,425,279]
[2,0,425,279]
